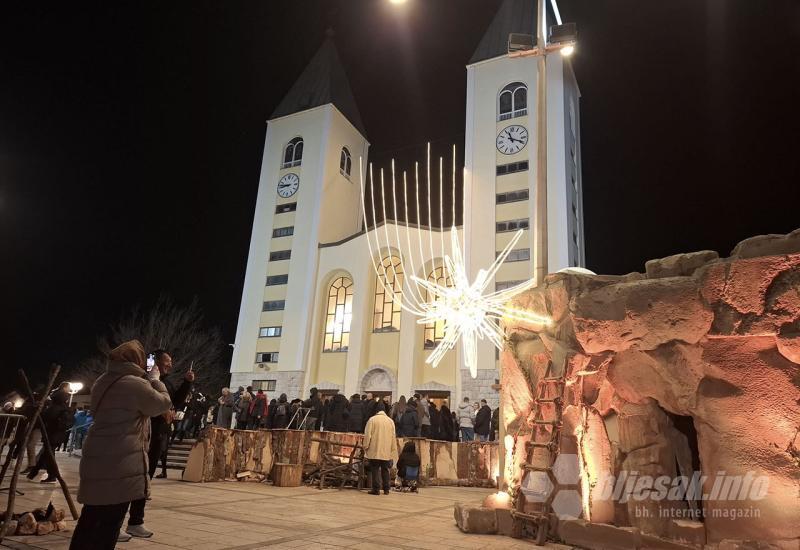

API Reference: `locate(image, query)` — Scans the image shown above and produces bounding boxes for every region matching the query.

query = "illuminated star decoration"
[411,228,550,377]
[359,145,550,379]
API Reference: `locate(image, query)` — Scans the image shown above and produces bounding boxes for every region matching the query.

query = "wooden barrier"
[183,427,497,487]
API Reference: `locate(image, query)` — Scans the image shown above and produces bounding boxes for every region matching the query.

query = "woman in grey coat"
[69,340,172,550]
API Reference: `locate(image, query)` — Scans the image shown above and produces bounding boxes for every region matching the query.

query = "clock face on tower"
[496,125,529,155]
[277,173,299,198]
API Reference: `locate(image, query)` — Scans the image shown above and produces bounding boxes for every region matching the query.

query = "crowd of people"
[209,386,500,443]
[0,342,503,548]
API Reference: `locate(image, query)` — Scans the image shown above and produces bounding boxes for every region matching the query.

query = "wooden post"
[0,366,60,543]
[0,415,25,490]
[19,370,80,521]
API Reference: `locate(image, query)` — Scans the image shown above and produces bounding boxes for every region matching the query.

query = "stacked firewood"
[1,503,67,536]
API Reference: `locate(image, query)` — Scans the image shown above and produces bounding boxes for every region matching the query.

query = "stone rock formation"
[502,229,800,548]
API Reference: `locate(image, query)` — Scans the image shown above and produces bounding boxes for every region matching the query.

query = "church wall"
[365,332,400,378]
[316,350,347,387]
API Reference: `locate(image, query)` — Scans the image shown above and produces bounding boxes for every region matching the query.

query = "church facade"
[229,0,584,407]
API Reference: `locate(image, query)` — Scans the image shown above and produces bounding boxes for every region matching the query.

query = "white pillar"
[397,307,416,398]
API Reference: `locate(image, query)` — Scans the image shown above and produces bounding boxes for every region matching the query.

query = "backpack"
[276,403,287,417]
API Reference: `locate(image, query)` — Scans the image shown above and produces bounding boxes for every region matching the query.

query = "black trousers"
[148,432,168,478]
[369,459,390,492]
[34,432,67,478]
[70,501,130,550]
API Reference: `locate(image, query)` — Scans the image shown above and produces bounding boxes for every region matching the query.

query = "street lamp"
[67,382,83,407]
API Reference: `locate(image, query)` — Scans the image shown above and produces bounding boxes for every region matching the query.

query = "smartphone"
[146,354,155,372]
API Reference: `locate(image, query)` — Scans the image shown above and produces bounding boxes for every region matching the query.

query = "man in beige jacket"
[363,410,399,495]
[69,340,172,550]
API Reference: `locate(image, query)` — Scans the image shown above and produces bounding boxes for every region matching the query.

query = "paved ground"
[2,453,569,549]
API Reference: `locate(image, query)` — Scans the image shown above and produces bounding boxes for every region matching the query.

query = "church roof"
[270,37,367,137]
[469,0,556,64]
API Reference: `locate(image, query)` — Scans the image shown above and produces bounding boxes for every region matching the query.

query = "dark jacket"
[43,390,73,436]
[347,396,365,433]
[428,404,442,440]
[235,397,251,424]
[302,389,323,424]
[324,393,349,432]
[396,403,420,438]
[151,375,191,437]
[396,442,421,478]
[271,394,290,429]
[439,405,454,441]
[475,405,492,436]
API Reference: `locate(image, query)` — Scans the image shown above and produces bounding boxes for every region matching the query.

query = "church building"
[228,0,584,407]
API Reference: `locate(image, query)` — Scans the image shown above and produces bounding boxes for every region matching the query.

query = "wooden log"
[272,463,303,487]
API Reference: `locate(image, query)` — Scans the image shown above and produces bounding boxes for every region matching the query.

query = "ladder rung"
[511,510,549,522]
[522,464,551,472]
[536,397,562,405]
[540,376,564,383]
[533,419,561,426]
[527,441,557,450]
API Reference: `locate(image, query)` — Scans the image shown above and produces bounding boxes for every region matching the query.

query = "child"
[396,441,421,492]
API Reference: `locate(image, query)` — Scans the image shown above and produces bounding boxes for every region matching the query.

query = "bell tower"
[463,0,584,394]
[229,35,369,398]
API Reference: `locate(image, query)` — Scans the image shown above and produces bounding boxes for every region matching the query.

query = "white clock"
[277,173,299,198]
[496,125,529,155]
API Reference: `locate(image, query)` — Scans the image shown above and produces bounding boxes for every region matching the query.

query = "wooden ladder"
[511,362,566,545]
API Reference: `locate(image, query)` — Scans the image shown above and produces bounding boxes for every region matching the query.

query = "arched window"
[323,276,353,352]
[423,265,453,349]
[339,147,352,178]
[373,256,403,332]
[498,82,527,121]
[282,137,303,168]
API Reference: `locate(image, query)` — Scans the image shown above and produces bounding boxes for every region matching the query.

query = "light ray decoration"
[359,144,550,378]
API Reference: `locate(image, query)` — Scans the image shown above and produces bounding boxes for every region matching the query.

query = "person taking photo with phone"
[69,340,172,549]
[119,349,194,541]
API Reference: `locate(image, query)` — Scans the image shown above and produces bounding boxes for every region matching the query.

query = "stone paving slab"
[1,453,571,549]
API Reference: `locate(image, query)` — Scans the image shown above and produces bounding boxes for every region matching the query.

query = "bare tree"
[72,296,229,394]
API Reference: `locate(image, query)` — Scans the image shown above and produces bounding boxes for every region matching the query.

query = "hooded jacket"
[396,441,421,478]
[457,402,474,428]
[78,340,172,506]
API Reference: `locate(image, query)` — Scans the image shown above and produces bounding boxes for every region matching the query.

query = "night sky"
[2,1,799,389]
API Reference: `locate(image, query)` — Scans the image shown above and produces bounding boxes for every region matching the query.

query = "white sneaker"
[118,531,132,542]
[126,524,154,538]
